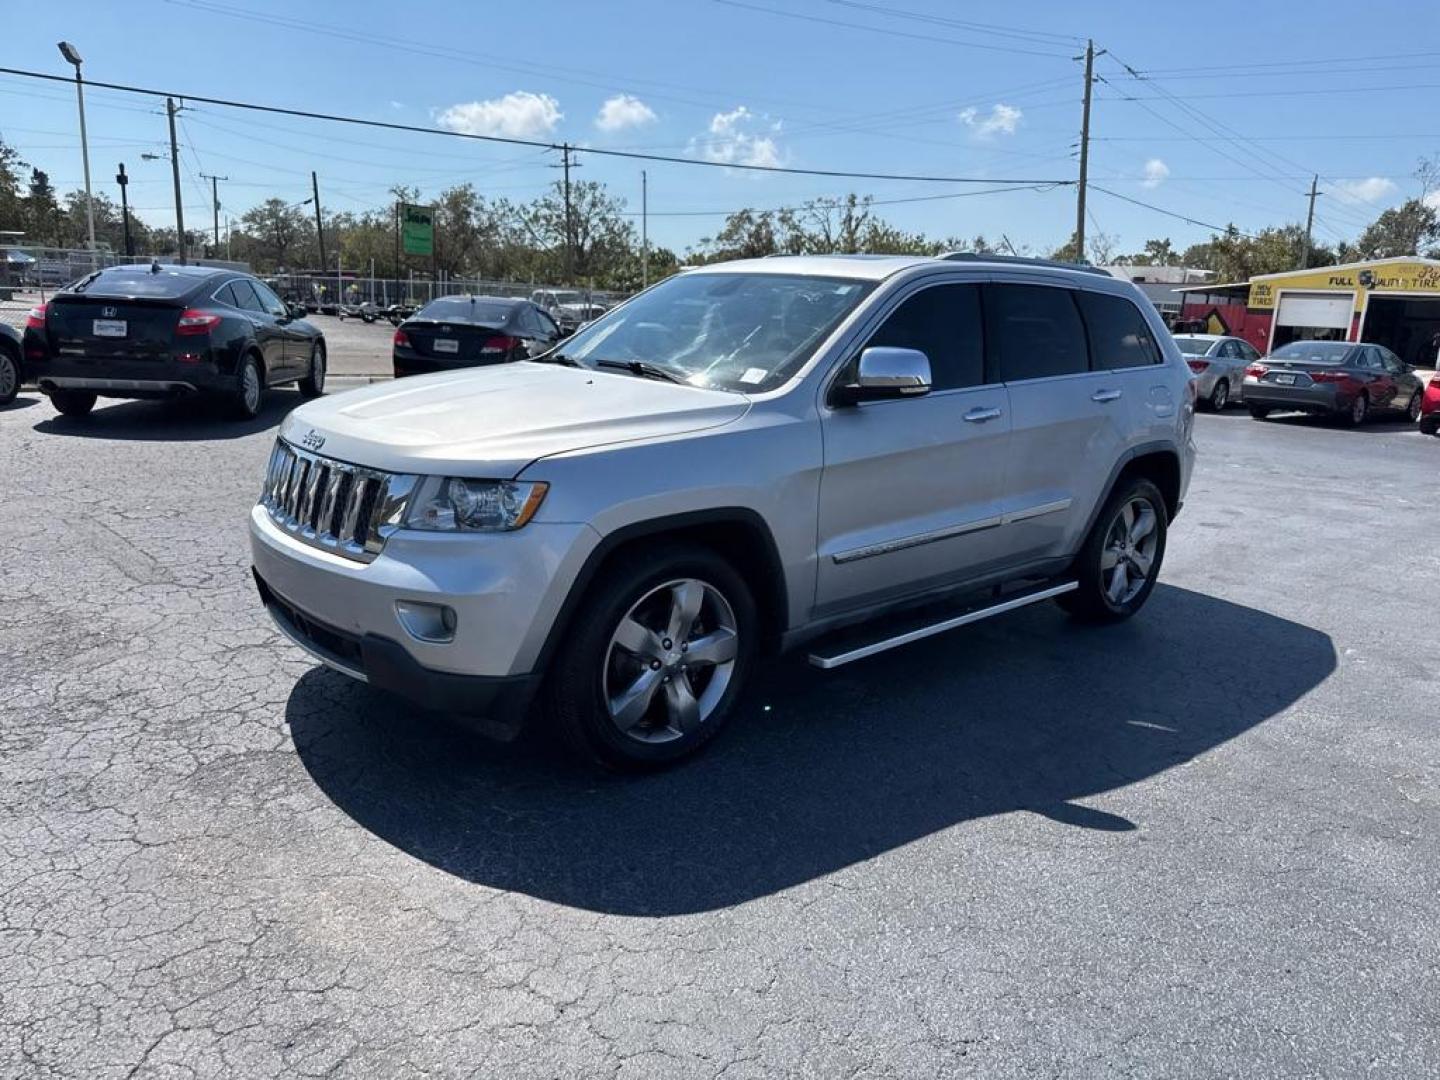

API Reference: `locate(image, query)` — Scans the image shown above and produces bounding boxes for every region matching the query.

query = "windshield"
[414,297,515,325]
[1270,341,1352,364]
[1173,337,1215,355]
[557,272,874,392]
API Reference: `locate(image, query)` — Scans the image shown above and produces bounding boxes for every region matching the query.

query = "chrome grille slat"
[258,438,407,564]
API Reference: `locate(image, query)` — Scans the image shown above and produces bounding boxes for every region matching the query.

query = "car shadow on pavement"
[286,583,1336,916]
[31,390,306,441]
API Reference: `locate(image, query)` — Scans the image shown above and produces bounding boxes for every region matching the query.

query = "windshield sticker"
[740,367,768,384]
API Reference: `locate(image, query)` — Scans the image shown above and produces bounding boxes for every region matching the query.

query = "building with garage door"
[1176,256,1440,367]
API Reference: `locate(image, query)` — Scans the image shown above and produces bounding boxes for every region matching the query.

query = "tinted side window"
[229,280,266,313]
[1220,340,1241,359]
[984,284,1089,381]
[1239,341,1260,362]
[214,282,240,308]
[536,309,560,337]
[862,283,984,392]
[250,280,288,317]
[1075,291,1161,370]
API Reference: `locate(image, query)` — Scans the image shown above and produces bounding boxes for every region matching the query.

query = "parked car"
[22,263,326,420]
[392,295,561,377]
[251,254,1195,769]
[1172,333,1259,410]
[530,288,597,335]
[0,322,21,406]
[1244,340,1425,426]
[1419,373,1440,436]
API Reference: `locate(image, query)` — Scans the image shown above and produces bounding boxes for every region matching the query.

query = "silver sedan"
[1172,333,1261,410]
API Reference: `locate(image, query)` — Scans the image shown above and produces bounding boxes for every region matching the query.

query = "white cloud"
[692,106,783,168]
[435,92,562,139]
[1141,158,1170,189]
[595,94,657,132]
[1333,176,1397,204]
[958,103,1023,138]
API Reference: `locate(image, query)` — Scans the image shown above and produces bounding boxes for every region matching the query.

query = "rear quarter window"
[1075,291,1162,370]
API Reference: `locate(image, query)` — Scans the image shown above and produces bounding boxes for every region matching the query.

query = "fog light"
[394,600,457,643]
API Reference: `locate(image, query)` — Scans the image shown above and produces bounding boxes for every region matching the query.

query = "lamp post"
[57,41,97,265]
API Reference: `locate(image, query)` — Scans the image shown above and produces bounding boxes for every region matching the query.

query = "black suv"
[23,263,327,420]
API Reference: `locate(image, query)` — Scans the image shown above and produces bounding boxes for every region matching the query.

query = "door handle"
[1091,388,1123,403]
[964,406,1003,423]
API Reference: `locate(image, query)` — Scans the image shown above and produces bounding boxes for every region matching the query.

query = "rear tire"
[0,349,18,406]
[230,355,264,420]
[1420,414,1439,436]
[1342,391,1368,427]
[49,389,96,417]
[1057,477,1168,624]
[542,544,757,771]
[1208,379,1229,411]
[1247,404,1271,420]
[297,342,326,399]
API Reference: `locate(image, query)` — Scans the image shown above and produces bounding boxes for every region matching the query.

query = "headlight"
[404,478,548,532]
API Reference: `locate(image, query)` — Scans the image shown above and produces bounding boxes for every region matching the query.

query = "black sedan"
[22,263,326,420]
[392,295,561,378]
[0,322,21,406]
[1244,340,1426,426]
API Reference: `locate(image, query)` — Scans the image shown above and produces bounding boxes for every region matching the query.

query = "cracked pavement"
[1,388,1437,1077]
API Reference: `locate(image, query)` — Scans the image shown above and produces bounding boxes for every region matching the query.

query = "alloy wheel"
[1408,392,1422,423]
[602,578,739,744]
[243,364,261,413]
[1351,394,1367,424]
[1211,380,1228,410]
[0,354,15,399]
[1100,497,1159,606]
[312,346,326,391]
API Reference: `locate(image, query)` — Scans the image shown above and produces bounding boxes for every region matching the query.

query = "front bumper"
[249,504,600,729]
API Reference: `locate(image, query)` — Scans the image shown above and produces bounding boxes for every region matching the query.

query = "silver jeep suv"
[250,254,1196,768]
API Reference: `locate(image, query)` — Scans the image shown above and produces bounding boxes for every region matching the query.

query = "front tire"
[49,389,96,417]
[1405,390,1422,423]
[1421,414,1439,436]
[298,342,326,399]
[0,349,18,405]
[1248,404,1271,420]
[1057,477,1168,624]
[230,355,264,420]
[542,544,757,771]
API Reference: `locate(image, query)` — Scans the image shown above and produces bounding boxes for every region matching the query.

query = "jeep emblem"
[301,430,326,451]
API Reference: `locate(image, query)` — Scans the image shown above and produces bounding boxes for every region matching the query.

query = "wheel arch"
[534,508,790,674]
[1078,442,1183,544]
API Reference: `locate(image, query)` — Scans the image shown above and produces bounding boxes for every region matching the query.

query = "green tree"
[1354,199,1439,259]
[0,137,25,234]
[239,198,313,271]
[26,169,60,244]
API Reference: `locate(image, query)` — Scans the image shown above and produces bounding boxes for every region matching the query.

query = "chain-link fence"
[270,272,629,313]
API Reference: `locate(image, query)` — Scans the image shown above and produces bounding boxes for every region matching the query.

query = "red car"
[1421,373,1440,436]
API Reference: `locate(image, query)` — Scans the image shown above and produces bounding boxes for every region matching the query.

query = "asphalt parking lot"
[1,389,1437,1078]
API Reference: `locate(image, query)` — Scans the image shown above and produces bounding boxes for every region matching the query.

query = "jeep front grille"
[259,439,416,562]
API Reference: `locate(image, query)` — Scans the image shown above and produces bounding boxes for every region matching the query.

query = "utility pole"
[641,169,649,289]
[1074,39,1097,263]
[166,97,187,264]
[116,163,133,258]
[311,171,326,274]
[1300,174,1321,270]
[552,143,580,284]
[199,172,227,252]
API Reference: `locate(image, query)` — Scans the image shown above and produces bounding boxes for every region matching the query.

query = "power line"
[709,0,1075,58]
[0,67,1073,187]
[1089,185,1261,238]
[820,0,1084,46]
[620,182,1064,218]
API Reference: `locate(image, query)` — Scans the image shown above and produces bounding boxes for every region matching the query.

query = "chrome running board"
[807,580,1079,669]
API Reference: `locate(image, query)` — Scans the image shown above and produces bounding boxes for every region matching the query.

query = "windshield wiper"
[532,352,580,367]
[592,358,686,384]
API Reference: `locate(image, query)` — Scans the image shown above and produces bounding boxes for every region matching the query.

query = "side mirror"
[288,303,306,320]
[834,346,932,406]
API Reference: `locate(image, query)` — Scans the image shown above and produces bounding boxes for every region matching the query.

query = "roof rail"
[938,252,1112,277]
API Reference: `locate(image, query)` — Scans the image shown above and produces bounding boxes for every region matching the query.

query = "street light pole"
[116,163,133,258]
[200,173,227,252]
[57,42,96,265]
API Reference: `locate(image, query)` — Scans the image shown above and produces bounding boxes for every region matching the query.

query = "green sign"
[401,203,434,256]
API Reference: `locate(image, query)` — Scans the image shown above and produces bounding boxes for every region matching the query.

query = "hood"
[279,362,750,477]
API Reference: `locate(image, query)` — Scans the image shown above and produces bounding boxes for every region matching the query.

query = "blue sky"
[5,0,1440,258]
